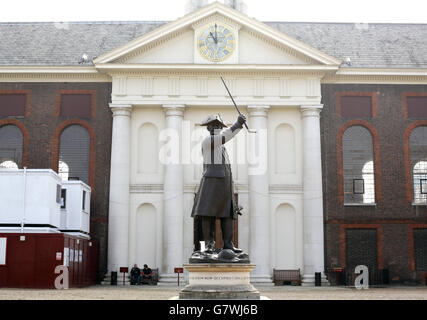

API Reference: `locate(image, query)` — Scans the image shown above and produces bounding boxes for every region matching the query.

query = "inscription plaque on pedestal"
[179,264,260,300]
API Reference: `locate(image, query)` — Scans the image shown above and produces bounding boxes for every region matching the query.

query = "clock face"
[198,23,235,62]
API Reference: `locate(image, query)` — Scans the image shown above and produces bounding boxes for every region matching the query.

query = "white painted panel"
[138,123,159,174]
[275,124,296,174]
[125,30,194,64]
[127,78,143,95]
[136,204,157,268]
[239,30,310,65]
[275,204,296,269]
[0,238,6,265]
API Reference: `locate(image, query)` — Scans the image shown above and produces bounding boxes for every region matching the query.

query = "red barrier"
[0,233,97,288]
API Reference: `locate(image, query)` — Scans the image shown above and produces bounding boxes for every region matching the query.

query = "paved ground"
[0,284,426,300]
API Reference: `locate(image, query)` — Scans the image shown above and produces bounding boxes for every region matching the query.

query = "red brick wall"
[0,82,112,281]
[321,84,427,283]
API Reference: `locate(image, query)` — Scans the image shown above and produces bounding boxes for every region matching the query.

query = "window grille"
[410,126,427,204]
[59,125,90,184]
[0,125,23,168]
[342,126,375,204]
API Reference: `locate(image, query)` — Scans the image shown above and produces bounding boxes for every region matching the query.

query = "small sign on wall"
[56,252,62,261]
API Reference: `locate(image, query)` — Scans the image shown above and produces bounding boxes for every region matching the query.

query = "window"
[413,161,427,204]
[59,125,90,184]
[0,160,18,169]
[342,126,376,204]
[406,96,427,118]
[414,229,427,271]
[60,94,92,117]
[0,94,27,117]
[82,190,86,211]
[337,92,377,118]
[362,161,375,204]
[0,237,6,265]
[61,189,67,209]
[341,96,373,118]
[410,126,427,204]
[0,125,23,168]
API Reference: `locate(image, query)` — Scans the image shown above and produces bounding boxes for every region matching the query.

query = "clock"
[197,23,235,62]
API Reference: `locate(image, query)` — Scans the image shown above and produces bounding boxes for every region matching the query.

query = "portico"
[98,2,340,284]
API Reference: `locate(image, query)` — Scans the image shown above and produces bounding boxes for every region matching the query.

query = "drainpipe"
[21,167,27,233]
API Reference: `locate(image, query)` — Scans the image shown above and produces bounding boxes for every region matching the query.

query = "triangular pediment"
[93,2,341,67]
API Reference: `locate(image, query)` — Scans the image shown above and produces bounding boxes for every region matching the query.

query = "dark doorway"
[345,228,378,284]
[346,228,378,271]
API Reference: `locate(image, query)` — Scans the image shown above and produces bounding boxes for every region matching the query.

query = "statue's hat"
[198,114,227,128]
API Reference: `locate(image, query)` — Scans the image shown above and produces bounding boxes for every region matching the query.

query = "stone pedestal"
[179,264,260,300]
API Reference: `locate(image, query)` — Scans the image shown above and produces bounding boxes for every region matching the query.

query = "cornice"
[0,66,111,82]
[95,63,338,74]
[323,68,427,84]
[1,65,427,85]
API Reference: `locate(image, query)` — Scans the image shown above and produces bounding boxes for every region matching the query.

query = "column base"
[101,271,130,285]
[250,274,273,284]
[301,273,330,286]
[160,273,186,284]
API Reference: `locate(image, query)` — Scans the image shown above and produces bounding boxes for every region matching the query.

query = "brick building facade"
[321,84,427,284]
[0,82,112,280]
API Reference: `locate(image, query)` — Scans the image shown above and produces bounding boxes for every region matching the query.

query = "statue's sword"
[220,76,257,133]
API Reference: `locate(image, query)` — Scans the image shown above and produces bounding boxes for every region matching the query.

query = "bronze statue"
[190,113,249,263]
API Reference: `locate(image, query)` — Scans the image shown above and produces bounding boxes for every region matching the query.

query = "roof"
[0,20,426,68]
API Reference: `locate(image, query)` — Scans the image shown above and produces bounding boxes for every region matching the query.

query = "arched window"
[59,125,90,184]
[342,125,376,204]
[0,125,23,168]
[0,160,18,169]
[410,126,427,204]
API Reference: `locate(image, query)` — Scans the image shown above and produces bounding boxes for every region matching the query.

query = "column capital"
[247,105,270,117]
[109,104,132,117]
[162,104,185,117]
[300,105,323,118]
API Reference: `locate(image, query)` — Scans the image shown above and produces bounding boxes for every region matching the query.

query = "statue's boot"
[221,217,243,253]
[202,216,216,253]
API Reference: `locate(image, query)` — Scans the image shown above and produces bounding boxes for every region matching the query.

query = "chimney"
[224,0,247,14]
[185,0,248,14]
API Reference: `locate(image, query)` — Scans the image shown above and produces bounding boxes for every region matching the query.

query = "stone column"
[247,105,271,282]
[107,104,132,274]
[162,104,185,281]
[300,105,327,285]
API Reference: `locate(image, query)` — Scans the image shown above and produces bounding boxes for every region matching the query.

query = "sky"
[0,0,426,23]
